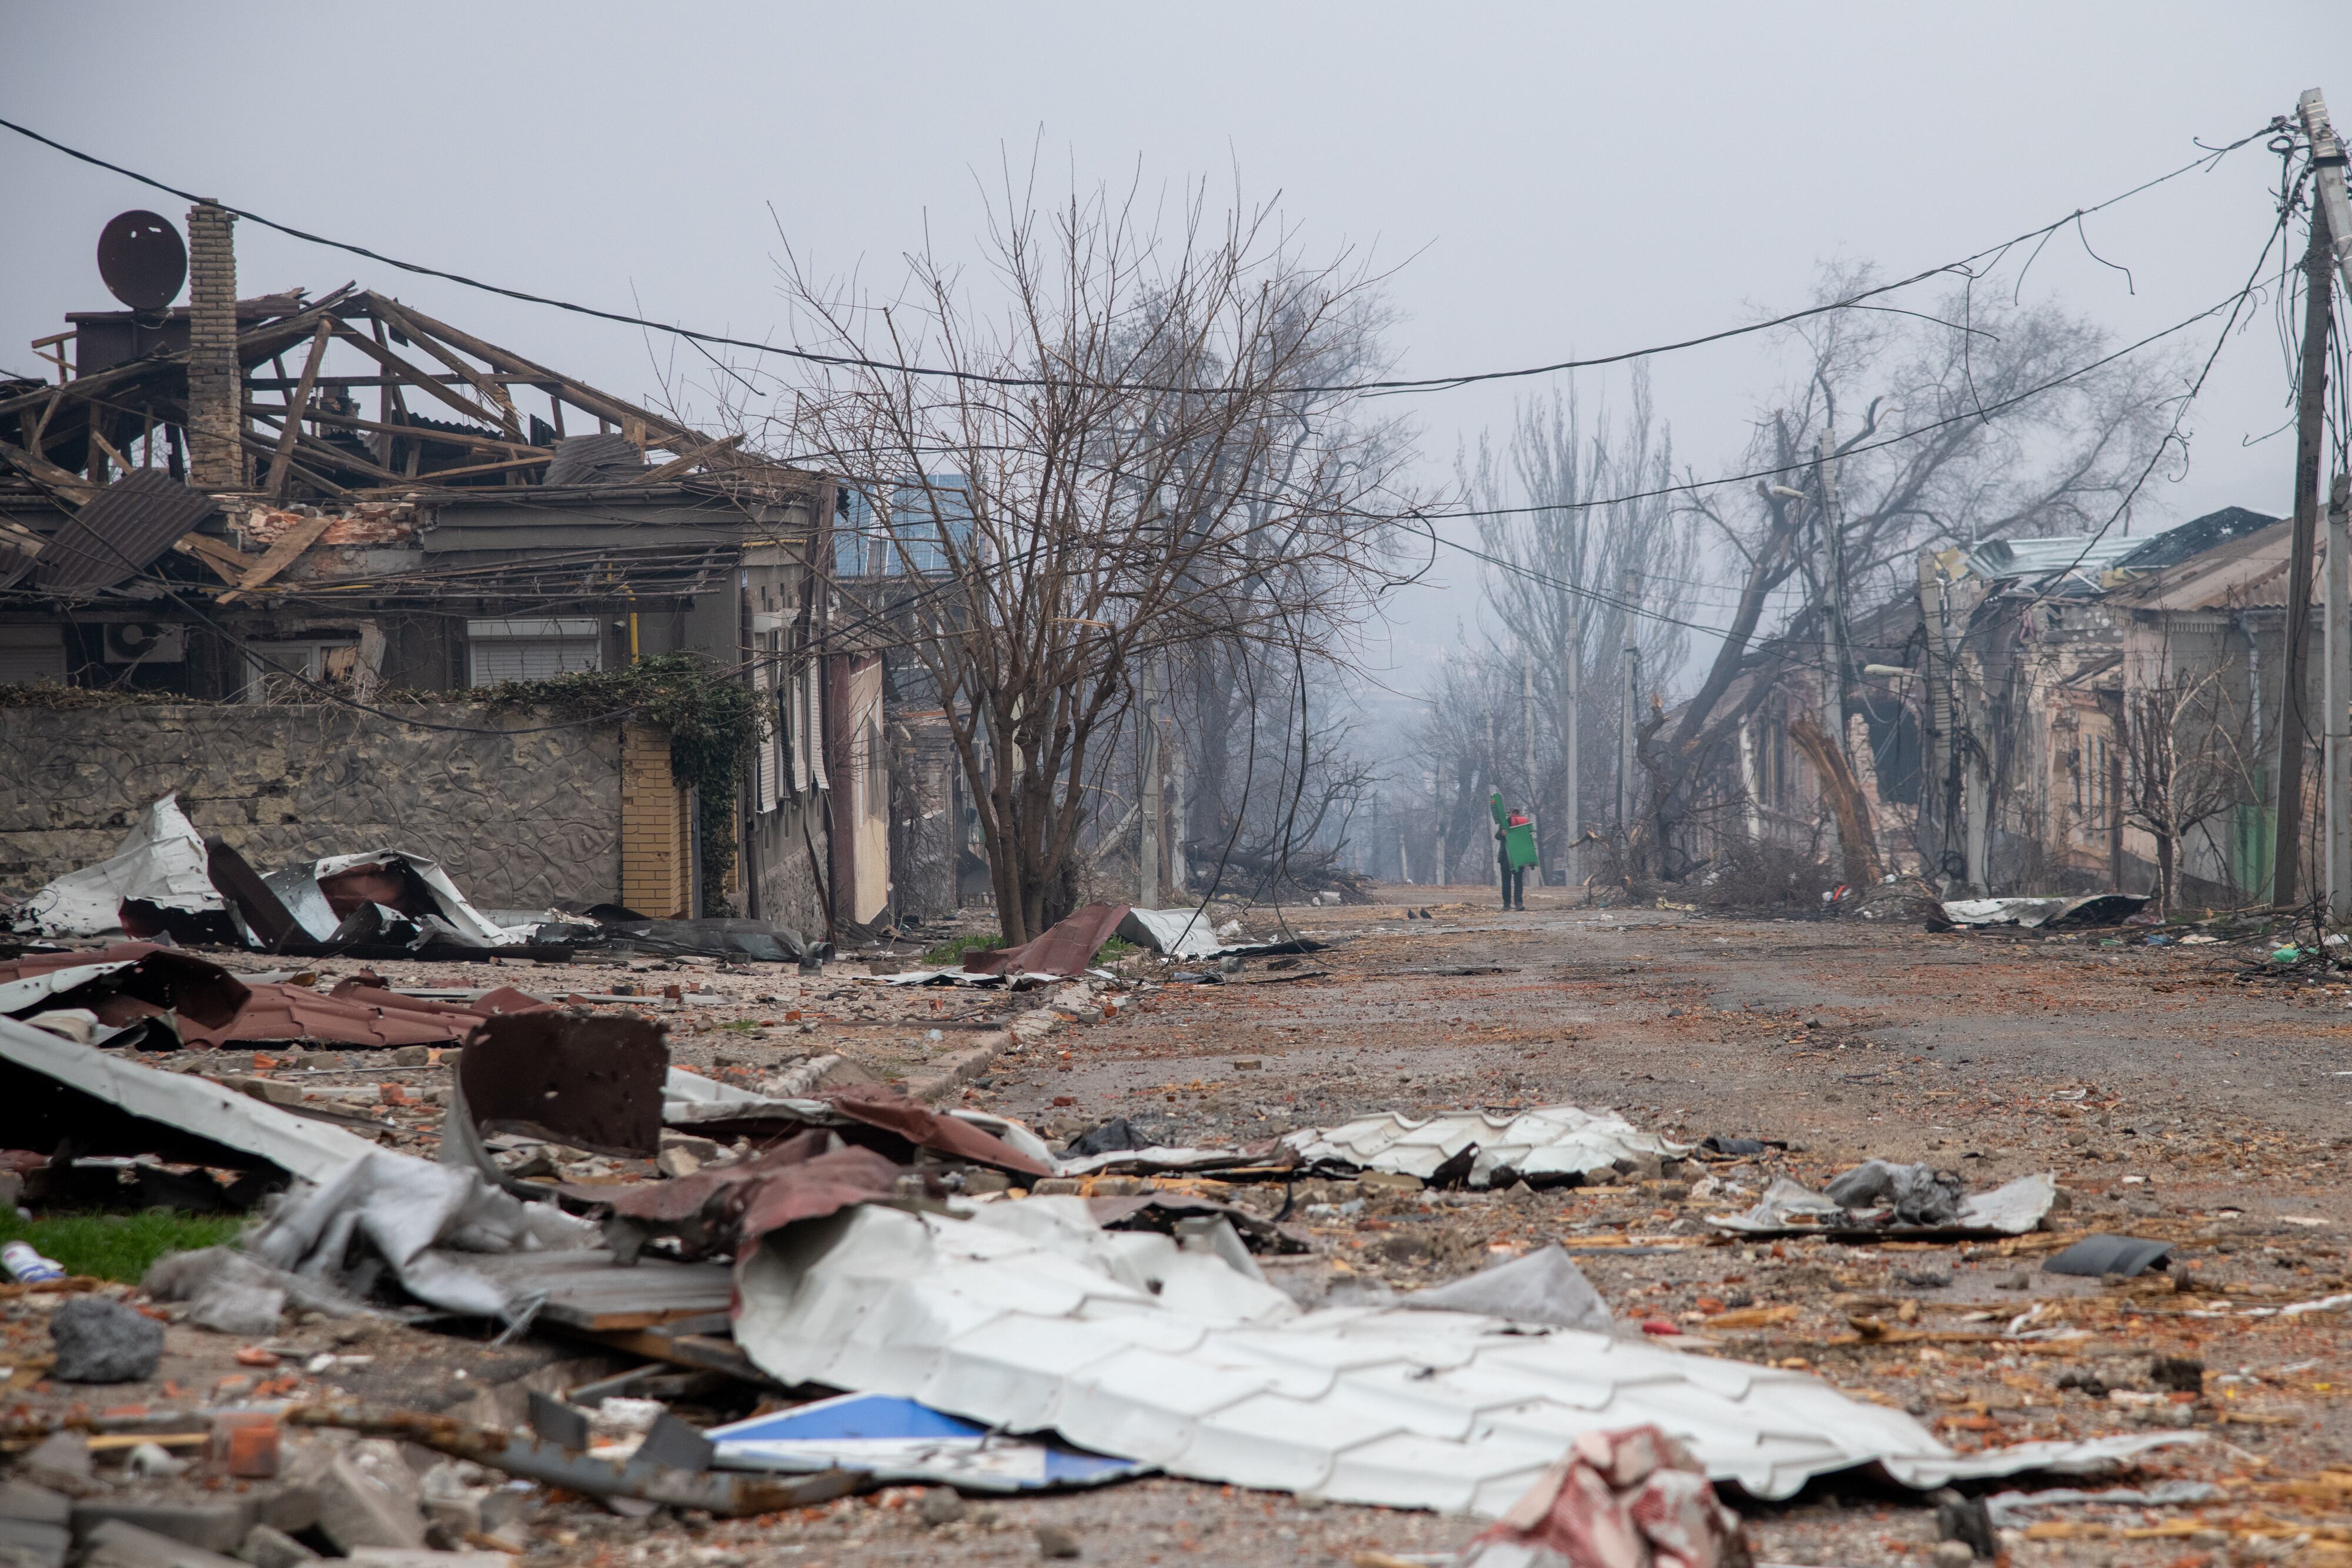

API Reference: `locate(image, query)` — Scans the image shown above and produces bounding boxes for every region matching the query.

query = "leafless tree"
[1459,368,1695,861]
[1643,266,2184,871]
[2122,667,2254,912]
[769,175,1418,942]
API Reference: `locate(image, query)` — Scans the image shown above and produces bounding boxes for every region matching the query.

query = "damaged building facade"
[0,202,980,935]
[1668,507,2310,908]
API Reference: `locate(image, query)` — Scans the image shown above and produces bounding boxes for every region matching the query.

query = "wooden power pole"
[1138,658,1161,909]
[2297,90,2352,918]
[1617,567,1641,843]
[2271,119,2339,910]
[1559,585,1581,894]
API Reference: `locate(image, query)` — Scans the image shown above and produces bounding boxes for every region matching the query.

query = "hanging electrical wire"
[0,113,2276,399]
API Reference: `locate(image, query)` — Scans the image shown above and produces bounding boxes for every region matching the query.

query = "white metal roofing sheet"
[731,1199,2192,1513]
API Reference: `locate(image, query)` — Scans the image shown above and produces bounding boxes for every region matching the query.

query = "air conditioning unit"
[102,621,187,663]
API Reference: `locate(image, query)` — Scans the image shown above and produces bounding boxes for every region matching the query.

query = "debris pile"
[0,890,2338,1567]
[5,794,820,964]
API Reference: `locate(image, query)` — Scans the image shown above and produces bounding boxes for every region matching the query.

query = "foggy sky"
[5,2,2344,693]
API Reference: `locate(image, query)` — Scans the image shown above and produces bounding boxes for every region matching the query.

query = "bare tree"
[2122,668,2253,912]
[770,176,1417,942]
[1460,368,1695,862]
[1645,266,2184,871]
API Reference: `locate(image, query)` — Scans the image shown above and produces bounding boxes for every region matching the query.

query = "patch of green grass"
[1091,937,1141,963]
[921,933,1005,967]
[720,1018,763,1034]
[0,1211,246,1284]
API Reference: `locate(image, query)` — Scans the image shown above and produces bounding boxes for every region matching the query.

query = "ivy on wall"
[472,653,763,915]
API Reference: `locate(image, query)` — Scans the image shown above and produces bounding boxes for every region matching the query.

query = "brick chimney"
[185,200,245,490]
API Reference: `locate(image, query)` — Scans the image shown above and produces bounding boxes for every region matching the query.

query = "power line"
[1424,216,2288,667]
[1402,285,2257,527]
[0,112,2274,399]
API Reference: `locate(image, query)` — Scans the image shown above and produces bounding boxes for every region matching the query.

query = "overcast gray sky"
[6,2,2344,692]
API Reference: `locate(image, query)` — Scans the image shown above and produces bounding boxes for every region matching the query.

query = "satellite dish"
[98,210,187,312]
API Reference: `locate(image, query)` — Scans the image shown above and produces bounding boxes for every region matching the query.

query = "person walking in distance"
[1491,792,1535,910]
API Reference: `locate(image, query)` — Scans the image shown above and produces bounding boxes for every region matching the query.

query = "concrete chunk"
[233,1523,319,1568]
[303,1447,426,1553]
[0,1483,69,1528]
[79,1517,246,1568]
[0,1516,69,1568]
[49,1298,164,1384]
[69,1499,252,1556]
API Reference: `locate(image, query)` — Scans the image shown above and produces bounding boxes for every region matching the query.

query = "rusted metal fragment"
[459,1011,666,1157]
[602,1131,901,1261]
[659,1072,1051,1178]
[960,901,1127,978]
[817,1085,1053,1177]
[0,942,249,1029]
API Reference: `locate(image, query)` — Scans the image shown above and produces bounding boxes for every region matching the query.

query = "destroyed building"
[1665,508,2308,906]
[0,202,953,934]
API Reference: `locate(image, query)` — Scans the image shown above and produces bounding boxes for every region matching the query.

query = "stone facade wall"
[747,796,829,939]
[889,709,960,921]
[0,702,623,911]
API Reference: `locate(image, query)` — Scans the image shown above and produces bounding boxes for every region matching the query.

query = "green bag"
[1503,821,1539,870]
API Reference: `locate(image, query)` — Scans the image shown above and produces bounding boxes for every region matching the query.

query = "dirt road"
[15,894,2351,1567]
[893,888,2352,1568]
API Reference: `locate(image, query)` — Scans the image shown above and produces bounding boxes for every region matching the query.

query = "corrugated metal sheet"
[2103,520,2297,613]
[1963,535,2139,582]
[0,1010,379,1182]
[1283,1105,1691,1189]
[732,1200,2198,1513]
[2110,506,2277,572]
[543,432,649,486]
[34,468,217,593]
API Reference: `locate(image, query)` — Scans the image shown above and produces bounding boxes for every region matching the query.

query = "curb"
[907,979,1097,1103]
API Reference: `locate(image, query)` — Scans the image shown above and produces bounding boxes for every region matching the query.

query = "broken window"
[834,478,972,577]
[465,617,602,686]
[242,637,358,703]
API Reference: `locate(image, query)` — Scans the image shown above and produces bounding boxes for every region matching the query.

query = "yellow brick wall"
[620,724,689,917]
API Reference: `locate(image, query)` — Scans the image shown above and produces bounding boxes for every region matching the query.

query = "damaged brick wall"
[184,201,244,491]
[0,702,623,909]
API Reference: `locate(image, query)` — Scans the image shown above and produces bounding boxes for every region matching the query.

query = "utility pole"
[2300,89,2352,918]
[2270,128,2336,910]
[1520,648,1538,883]
[1165,716,1187,898]
[1817,432,1850,747]
[2327,473,2351,918]
[1429,767,1447,887]
[1618,566,1641,833]
[1817,430,1852,872]
[1559,586,1581,895]
[1486,704,1503,901]
[1138,658,1161,909]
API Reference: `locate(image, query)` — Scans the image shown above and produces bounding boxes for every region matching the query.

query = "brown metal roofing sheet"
[33,468,218,592]
[963,900,1128,978]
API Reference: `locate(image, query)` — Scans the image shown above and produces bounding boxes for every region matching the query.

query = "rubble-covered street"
[12,26,2352,1567]
[1,887,2348,1567]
